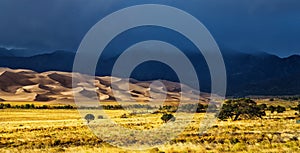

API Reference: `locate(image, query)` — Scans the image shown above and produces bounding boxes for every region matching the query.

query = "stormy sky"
[0,0,299,57]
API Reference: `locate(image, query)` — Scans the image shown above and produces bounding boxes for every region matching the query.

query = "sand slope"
[0,68,209,103]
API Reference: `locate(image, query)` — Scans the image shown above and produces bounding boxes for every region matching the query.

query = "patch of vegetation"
[279,96,300,101]
[0,103,75,110]
[0,103,212,114]
[84,114,95,123]
[158,103,209,113]
[161,113,175,123]
[0,103,11,109]
[268,105,287,114]
[291,102,300,115]
[1,101,300,153]
[218,98,266,121]
[120,113,128,118]
[97,115,104,119]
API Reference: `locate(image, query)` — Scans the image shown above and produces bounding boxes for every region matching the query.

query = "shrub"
[120,114,128,118]
[5,103,11,108]
[53,105,74,109]
[181,103,208,113]
[159,105,178,112]
[161,113,175,123]
[39,105,49,109]
[25,104,31,109]
[97,115,104,119]
[84,114,95,123]
[0,103,11,109]
[30,104,35,109]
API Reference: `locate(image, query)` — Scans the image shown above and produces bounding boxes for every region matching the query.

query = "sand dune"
[0,68,209,103]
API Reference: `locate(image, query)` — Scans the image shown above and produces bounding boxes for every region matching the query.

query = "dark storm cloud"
[0,0,120,50]
[0,0,299,56]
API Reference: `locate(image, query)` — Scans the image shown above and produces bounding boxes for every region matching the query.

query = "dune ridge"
[0,68,209,103]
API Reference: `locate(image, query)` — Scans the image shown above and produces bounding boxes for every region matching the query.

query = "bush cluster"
[100,104,155,110]
[268,105,286,114]
[0,103,212,112]
[279,96,300,101]
[291,102,300,111]
[158,103,210,113]
[0,103,74,109]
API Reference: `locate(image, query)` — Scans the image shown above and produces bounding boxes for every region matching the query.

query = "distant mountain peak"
[0,49,300,96]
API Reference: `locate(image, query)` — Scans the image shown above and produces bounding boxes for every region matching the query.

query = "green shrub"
[84,114,95,123]
[120,114,128,118]
[161,113,175,123]
[97,115,104,119]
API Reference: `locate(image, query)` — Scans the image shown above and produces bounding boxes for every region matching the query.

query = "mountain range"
[0,47,300,96]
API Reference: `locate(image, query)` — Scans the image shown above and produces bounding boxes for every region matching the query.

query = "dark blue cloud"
[0,0,299,56]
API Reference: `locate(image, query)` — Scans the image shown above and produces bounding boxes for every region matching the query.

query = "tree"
[161,113,175,123]
[84,114,95,123]
[269,105,286,114]
[196,103,207,113]
[218,98,266,121]
[296,102,300,114]
[258,104,267,110]
[0,103,11,109]
[30,104,35,109]
[25,104,31,109]
[269,106,276,113]
[276,106,286,113]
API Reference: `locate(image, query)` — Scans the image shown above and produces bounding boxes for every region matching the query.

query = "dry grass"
[0,101,300,153]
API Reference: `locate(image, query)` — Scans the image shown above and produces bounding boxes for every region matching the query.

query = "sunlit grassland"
[0,102,300,153]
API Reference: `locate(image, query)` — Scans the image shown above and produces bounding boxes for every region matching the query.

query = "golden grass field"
[1,101,300,153]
